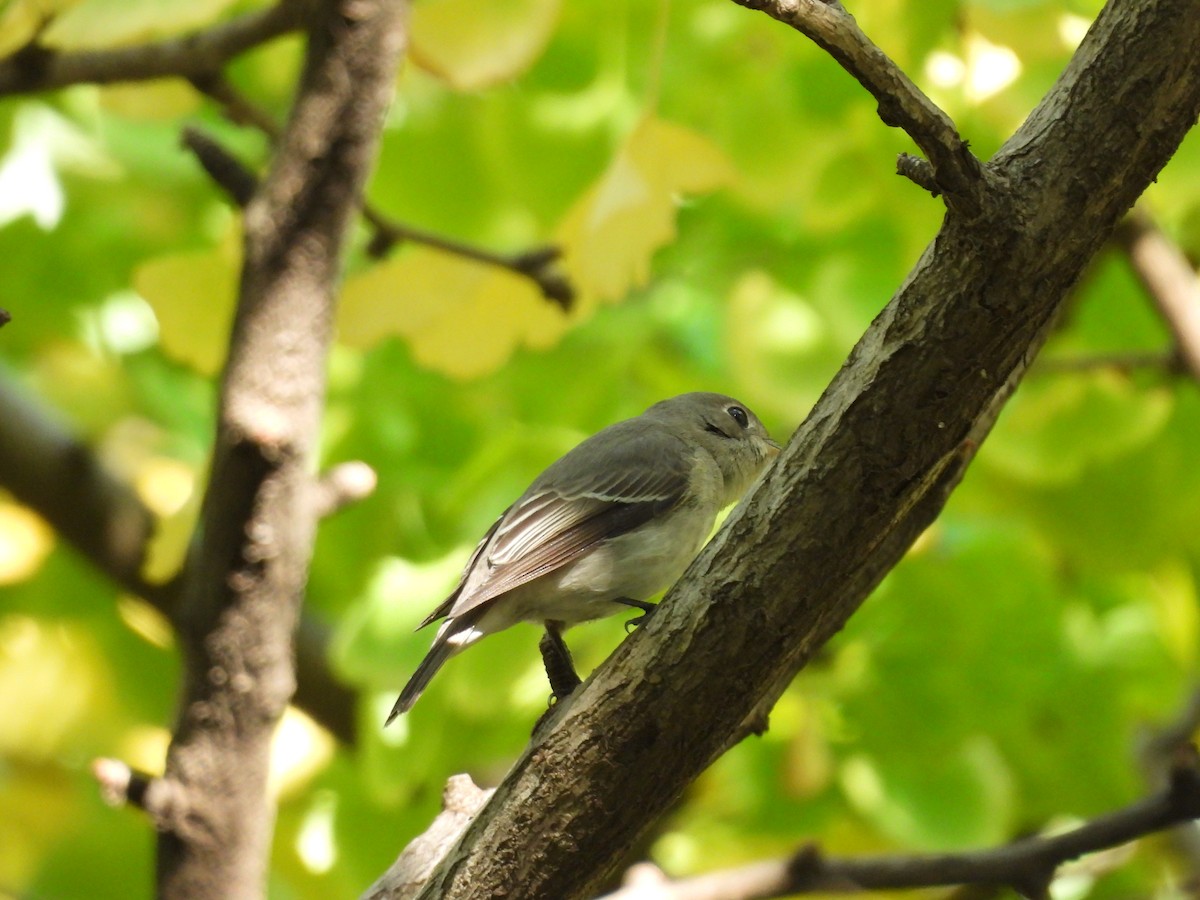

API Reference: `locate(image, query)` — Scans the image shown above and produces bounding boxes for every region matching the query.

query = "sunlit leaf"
[99,81,200,120]
[134,226,239,376]
[558,116,733,304]
[410,0,560,90]
[0,616,108,759]
[0,0,81,56]
[338,246,566,380]
[139,468,201,585]
[41,0,240,49]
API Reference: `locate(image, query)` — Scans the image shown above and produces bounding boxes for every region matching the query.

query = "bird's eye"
[727,406,749,428]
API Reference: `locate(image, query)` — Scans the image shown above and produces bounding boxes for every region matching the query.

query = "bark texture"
[394,1,1200,897]
[154,1,408,898]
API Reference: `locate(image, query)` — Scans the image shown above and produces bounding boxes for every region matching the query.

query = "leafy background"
[2,0,1199,896]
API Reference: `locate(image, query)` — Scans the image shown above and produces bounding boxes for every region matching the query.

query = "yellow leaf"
[410,0,560,90]
[139,462,202,585]
[134,225,240,376]
[41,0,241,49]
[0,616,107,759]
[558,116,733,304]
[338,247,567,380]
[340,117,729,379]
[99,80,200,120]
[0,0,82,56]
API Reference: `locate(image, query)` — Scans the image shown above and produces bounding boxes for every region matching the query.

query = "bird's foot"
[613,597,657,633]
[539,622,582,704]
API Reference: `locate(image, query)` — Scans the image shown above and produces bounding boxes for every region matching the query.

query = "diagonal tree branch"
[153,1,409,896]
[376,0,1200,897]
[599,751,1200,899]
[729,0,985,213]
[0,1,304,97]
[1114,208,1200,381]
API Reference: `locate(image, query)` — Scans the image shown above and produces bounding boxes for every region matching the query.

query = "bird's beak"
[764,438,782,458]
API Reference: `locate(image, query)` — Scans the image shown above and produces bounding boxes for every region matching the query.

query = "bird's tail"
[386,619,482,724]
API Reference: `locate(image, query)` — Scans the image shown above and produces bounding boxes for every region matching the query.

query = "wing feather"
[428,419,692,623]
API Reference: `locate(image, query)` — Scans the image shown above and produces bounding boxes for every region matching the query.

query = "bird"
[387,392,780,723]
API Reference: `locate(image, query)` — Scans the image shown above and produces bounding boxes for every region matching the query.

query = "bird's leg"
[540,620,582,704]
[612,597,657,633]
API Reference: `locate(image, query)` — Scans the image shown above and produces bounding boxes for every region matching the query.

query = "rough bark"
[154,1,408,898]
[385,0,1200,897]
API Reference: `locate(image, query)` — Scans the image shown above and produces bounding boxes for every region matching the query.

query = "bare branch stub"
[731,0,985,215]
[0,307,10,327]
[92,758,194,834]
[312,461,378,518]
[896,152,940,196]
[182,127,260,207]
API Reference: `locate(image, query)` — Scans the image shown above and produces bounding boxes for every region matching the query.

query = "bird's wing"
[429,421,692,623]
[416,507,509,629]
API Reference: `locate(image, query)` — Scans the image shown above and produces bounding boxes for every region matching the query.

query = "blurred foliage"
[1,0,1199,897]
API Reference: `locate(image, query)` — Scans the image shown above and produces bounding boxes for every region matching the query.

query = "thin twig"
[1114,208,1200,382]
[1035,349,1183,376]
[731,0,984,214]
[600,751,1200,900]
[0,1,304,97]
[362,208,574,307]
[181,126,258,206]
[192,72,575,308]
[0,308,10,327]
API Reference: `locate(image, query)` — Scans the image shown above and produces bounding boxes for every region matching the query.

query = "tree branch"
[188,74,575,308]
[1114,208,1200,381]
[729,0,985,213]
[0,1,304,97]
[363,776,495,900]
[600,752,1200,899]
[1035,349,1184,377]
[378,1,1200,897]
[0,371,358,745]
[155,1,409,896]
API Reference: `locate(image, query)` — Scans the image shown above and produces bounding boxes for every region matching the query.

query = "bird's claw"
[616,597,657,633]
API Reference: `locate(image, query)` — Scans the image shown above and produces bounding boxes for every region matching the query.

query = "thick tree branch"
[0,371,357,746]
[156,1,408,897]
[600,752,1200,899]
[363,776,495,900]
[1114,209,1200,381]
[0,1,304,97]
[379,1,1200,897]
[730,0,985,213]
